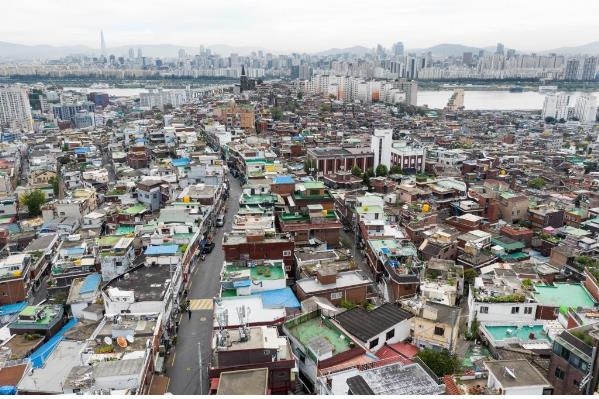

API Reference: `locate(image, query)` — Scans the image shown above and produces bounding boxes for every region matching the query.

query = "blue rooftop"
[258,288,300,309]
[233,280,251,288]
[29,318,78,369]
[273,175,295,185]
[65,247,85,256]
[0,301,27,317]
[171,157,190,167]
[144,245,179,255]
[80,273,101,295]
[73,147,90,154]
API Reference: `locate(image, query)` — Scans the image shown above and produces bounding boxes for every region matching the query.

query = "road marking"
[171,351,176,367]
[188,281,193,290]
[200,317,207,322]
[188,298,213,311]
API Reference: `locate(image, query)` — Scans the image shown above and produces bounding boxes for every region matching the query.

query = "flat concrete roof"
[484,359,550,389]
[217,368,269,395]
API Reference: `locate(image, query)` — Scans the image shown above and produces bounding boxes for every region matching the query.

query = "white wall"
[468,291,537,329]
[364,319,412,352]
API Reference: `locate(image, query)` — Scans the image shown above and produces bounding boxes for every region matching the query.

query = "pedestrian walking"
[183,289,188,298]
[188,308,192,320]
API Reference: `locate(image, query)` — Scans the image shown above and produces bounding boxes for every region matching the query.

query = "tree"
[362,168,374,188]
[417,348,460,377]
[375,164,388,177]
[389,165,403,175]
[271,107,283,121]
[351,165,362,177]
[544,116,556,124]
[527,177,546,189]
[106,119,114,128]
[20,190,46,217]
[304,158,317,175]
[463,268,477,286]
[297,91,304,100]
[49,176,59,196]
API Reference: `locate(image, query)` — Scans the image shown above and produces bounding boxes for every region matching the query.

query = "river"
[64,86,599,111]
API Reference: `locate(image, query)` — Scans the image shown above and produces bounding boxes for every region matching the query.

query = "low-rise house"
[294,269,372,306]
[277,204,341,247]
[8,304,66,341]
[0,254,34,305]
[484,359,553,395]
[97,236,136,281]
[467,271,537,329]
[411,300,461,351]
[220,259,287,297]
[317,360,445,395]
[209,326,296,395]
[333,303,413,352]
[420,259,464,306]
[282,310,366,391]
[66,273,102,319]
[366,239,421,300]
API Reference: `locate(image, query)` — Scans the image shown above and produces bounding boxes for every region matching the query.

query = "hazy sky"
[2,0,598,53]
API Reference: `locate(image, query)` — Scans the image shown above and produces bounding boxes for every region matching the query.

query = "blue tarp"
[273,175,295,185]
[29,318,78,369]
[0,386,16,395]
[259,288,300,309]
[73,147,90,154]
[144,245,179,255]
[233,280,251,288]
[79,273,101,295]
[0,302,27,317]
[171,157,190,167]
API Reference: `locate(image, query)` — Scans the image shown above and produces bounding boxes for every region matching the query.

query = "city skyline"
[2,0,599,53]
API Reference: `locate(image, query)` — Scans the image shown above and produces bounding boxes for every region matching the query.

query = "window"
[511,307,520,314]
[554,367,565,380]
[434,326,445,336]
[330,292,342,300]
[386,329,395,340]
[369,338,379,349]
[524,307,533,314]
[479,306,489,314]
[282,250,291,257]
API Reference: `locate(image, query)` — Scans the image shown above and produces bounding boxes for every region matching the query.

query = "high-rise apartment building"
[581,57,598,81]
[574,95,597,123]
[565,59,580,81]
[496,43,504,55]
[392,42,404,57]
[0,85,34,132]
[542,93,569,121]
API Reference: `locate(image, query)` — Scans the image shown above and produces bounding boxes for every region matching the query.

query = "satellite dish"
[104,337,113,345]
[126,335,135,343]
[116,336,128,348]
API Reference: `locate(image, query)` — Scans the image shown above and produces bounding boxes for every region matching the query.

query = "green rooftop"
[491,237,525,251]
[534,283,596,314]
[300,181,325,190]
[122,203,148,215]
[562,226,591,237]
[240,194,277,205]
[97,235,120,247]
[355,205,384,214]
[115,226,135,235]
[287,315,352,356]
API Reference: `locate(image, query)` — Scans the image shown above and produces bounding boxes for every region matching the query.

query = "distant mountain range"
[1,40,598,60]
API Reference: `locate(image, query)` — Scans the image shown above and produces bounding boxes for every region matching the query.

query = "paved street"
[166,173,241,394]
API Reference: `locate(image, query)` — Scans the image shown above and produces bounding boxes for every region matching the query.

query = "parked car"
[216,214,225,227]
[201,242,216,254]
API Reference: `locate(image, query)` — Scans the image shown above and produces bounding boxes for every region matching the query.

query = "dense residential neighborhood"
[0,46,598,395]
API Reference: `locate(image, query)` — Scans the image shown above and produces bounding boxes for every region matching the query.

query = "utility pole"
[197,341,204,394]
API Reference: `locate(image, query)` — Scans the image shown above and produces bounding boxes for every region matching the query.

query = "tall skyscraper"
[137,48,142,59]
[565,58,581,81]
[100,30,106,55]
[0,85,34,132]
[128,48,135,60]
[496,43,504,55]
[581,57,598,81]
[462,52,473,66]
[392,42,404,57]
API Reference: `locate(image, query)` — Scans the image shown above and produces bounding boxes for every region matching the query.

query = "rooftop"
[286,313,353,356]
[335,303,413,342]
[217,368,269,395]
[295,270,371,294]
[346,362,445,395]
[484,359,550,389]
[533,283,596,313]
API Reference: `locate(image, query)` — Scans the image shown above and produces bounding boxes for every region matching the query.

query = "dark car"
[343,225,353,232]
[201,242,216,254]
